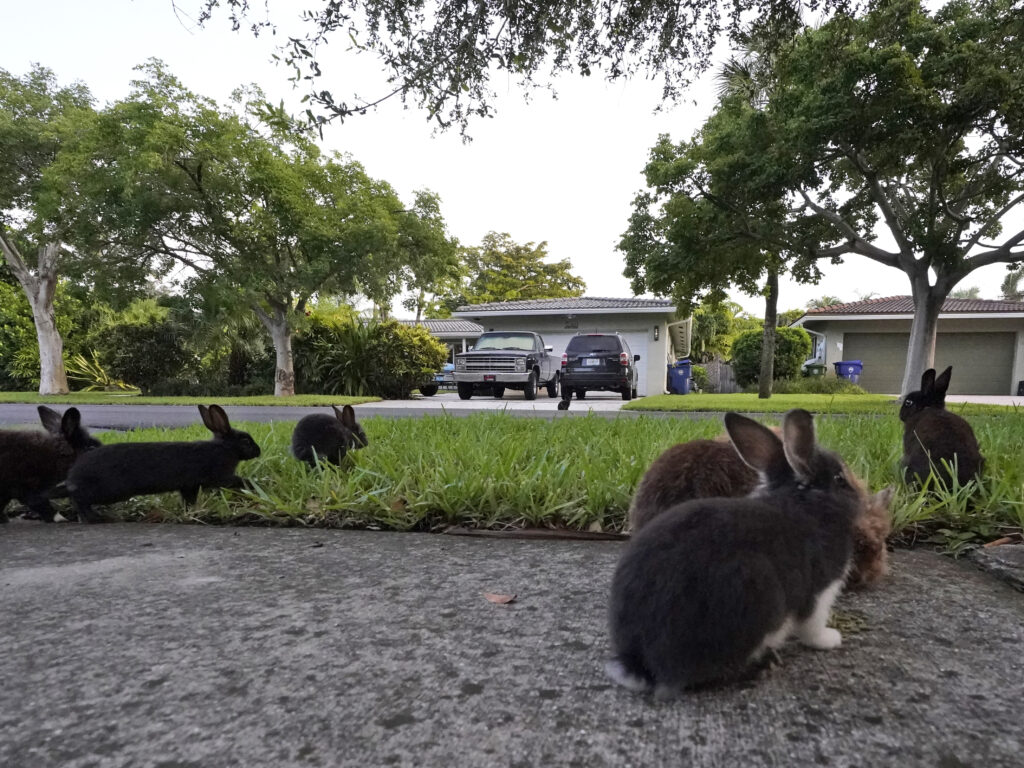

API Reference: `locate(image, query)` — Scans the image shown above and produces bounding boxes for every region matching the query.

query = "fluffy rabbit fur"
[607,409,863,697]
[629,430,894,589]
[900,366,984,488]
[0,406,100,522]
[291,405,368,467]
[66,405,260,522]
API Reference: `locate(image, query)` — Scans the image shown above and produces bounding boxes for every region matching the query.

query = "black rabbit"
[291,405,368,467]
[900,366,984,488]
[607,409,864,698]
[0,406,100,522]
[628,430,895,590]
[66,405,260,522]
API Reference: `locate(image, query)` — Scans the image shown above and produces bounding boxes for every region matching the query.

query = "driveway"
[1,523,1022,767]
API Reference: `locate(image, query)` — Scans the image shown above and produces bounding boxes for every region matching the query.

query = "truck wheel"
[492,385,505,398]
[420,384,439,397]
[523,372,538,401]
[457,383,474,400]
[545,374,559,398]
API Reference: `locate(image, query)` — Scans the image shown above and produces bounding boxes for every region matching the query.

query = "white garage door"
[842,332,1016,395]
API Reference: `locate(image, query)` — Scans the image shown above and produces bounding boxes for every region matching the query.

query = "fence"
[703,359,739,394]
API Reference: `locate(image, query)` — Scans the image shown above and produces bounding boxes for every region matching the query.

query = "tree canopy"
[52,61,414,395]
[197,0,854,134]
[437,232,585,312]
[621,0,1024,394]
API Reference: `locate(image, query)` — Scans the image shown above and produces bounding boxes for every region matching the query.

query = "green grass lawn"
[45,412,1024,552]
[625,392,1018,417]
[0,391,379,406]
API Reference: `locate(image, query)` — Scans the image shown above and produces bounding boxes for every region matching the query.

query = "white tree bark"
[900,278,944,397]
[254,304,296,397]
[0,236,70,395]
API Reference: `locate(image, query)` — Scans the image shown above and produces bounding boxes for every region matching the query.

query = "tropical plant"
[64,350,134,392]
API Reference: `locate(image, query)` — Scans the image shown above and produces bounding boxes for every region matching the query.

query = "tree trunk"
[255,305,296,397]
[757,264,779,399]
[900,279,945,396]
[0,238,70,395]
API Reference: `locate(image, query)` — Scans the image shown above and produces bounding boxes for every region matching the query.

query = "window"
[565,335,623,354]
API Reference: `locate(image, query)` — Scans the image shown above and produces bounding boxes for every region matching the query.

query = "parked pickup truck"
[453,331,560,400]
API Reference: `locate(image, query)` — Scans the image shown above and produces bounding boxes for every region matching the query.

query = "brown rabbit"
[629,426,895,589]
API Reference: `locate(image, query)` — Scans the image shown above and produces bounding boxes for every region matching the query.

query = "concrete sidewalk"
[1,524,1022,768]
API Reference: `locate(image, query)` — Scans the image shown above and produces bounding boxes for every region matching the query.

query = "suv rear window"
[565,335,624,354]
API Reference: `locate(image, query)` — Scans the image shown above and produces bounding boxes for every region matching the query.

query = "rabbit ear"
[340,405,358,429]
[920,368,936,393]
[933,366,952,396]
[873,486,896,509]
[206,405,231,435]
[724,412,787,477]
[781,409,817,483]
[37,405,63,435]
[61,407,82,437]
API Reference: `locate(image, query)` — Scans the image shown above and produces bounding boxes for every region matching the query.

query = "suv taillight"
[619,352,629,366]
[561,353,567,368]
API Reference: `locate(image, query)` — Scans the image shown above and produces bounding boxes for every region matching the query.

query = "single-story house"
[399,318,484,363]
[450,297,689,397]
[792,296,1024,395]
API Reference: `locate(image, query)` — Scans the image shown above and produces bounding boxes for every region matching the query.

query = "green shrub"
[295,315,447,398]
[92,301,198,393]
[731,326,813,387]
[691,364,709,392]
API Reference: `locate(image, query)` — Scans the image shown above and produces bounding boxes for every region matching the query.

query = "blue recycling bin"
[833,360,864,384]
[668,359,692,395]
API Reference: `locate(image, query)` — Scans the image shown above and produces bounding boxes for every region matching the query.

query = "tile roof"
[454,296,675,312]
[398,319,484,336]
[803,296,1024,315]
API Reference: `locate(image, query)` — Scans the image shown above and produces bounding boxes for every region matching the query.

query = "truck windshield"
[474,333,536,351]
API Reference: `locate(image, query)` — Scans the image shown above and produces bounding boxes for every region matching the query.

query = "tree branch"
[841,145,915,258]
[0,228,34,287]
[962,191,1024,256]
[798,190,901,267]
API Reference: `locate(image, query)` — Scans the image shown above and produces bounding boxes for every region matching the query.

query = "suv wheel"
[492,385,505,398]
[420,384,439,397]
[545,374,559,398]
[575,388,586,400]
[560,381,573,402]
[457,382,474,400]
[523,371,538,401]
[621,386,633,401]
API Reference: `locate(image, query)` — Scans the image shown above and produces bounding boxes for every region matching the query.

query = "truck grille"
[464,356,519,372]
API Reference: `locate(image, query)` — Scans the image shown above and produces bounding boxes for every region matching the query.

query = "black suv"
[560,333,640,401]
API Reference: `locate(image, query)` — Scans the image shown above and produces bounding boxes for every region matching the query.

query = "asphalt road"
[0,393,641,430]
[1,523,1022,768]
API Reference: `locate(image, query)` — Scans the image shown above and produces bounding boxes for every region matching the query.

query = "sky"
[2,0,1019,317]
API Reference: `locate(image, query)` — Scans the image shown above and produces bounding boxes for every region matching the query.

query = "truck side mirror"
[634,354,641,362]
[544,345,553,352]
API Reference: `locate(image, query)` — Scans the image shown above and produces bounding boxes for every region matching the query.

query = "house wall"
[800,317,1024,394]
[459,313,676,396]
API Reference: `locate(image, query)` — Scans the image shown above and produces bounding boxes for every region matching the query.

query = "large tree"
[440,232,585,311]
[627,0,1024,394]
[197,0,846,134]
[57,62,408,396]
[0,66,93,394]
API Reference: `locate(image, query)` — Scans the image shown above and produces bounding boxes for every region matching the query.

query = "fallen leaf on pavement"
[483,592,517,604]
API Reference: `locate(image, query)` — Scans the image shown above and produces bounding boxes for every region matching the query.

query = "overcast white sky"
[2,0,1019,316]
